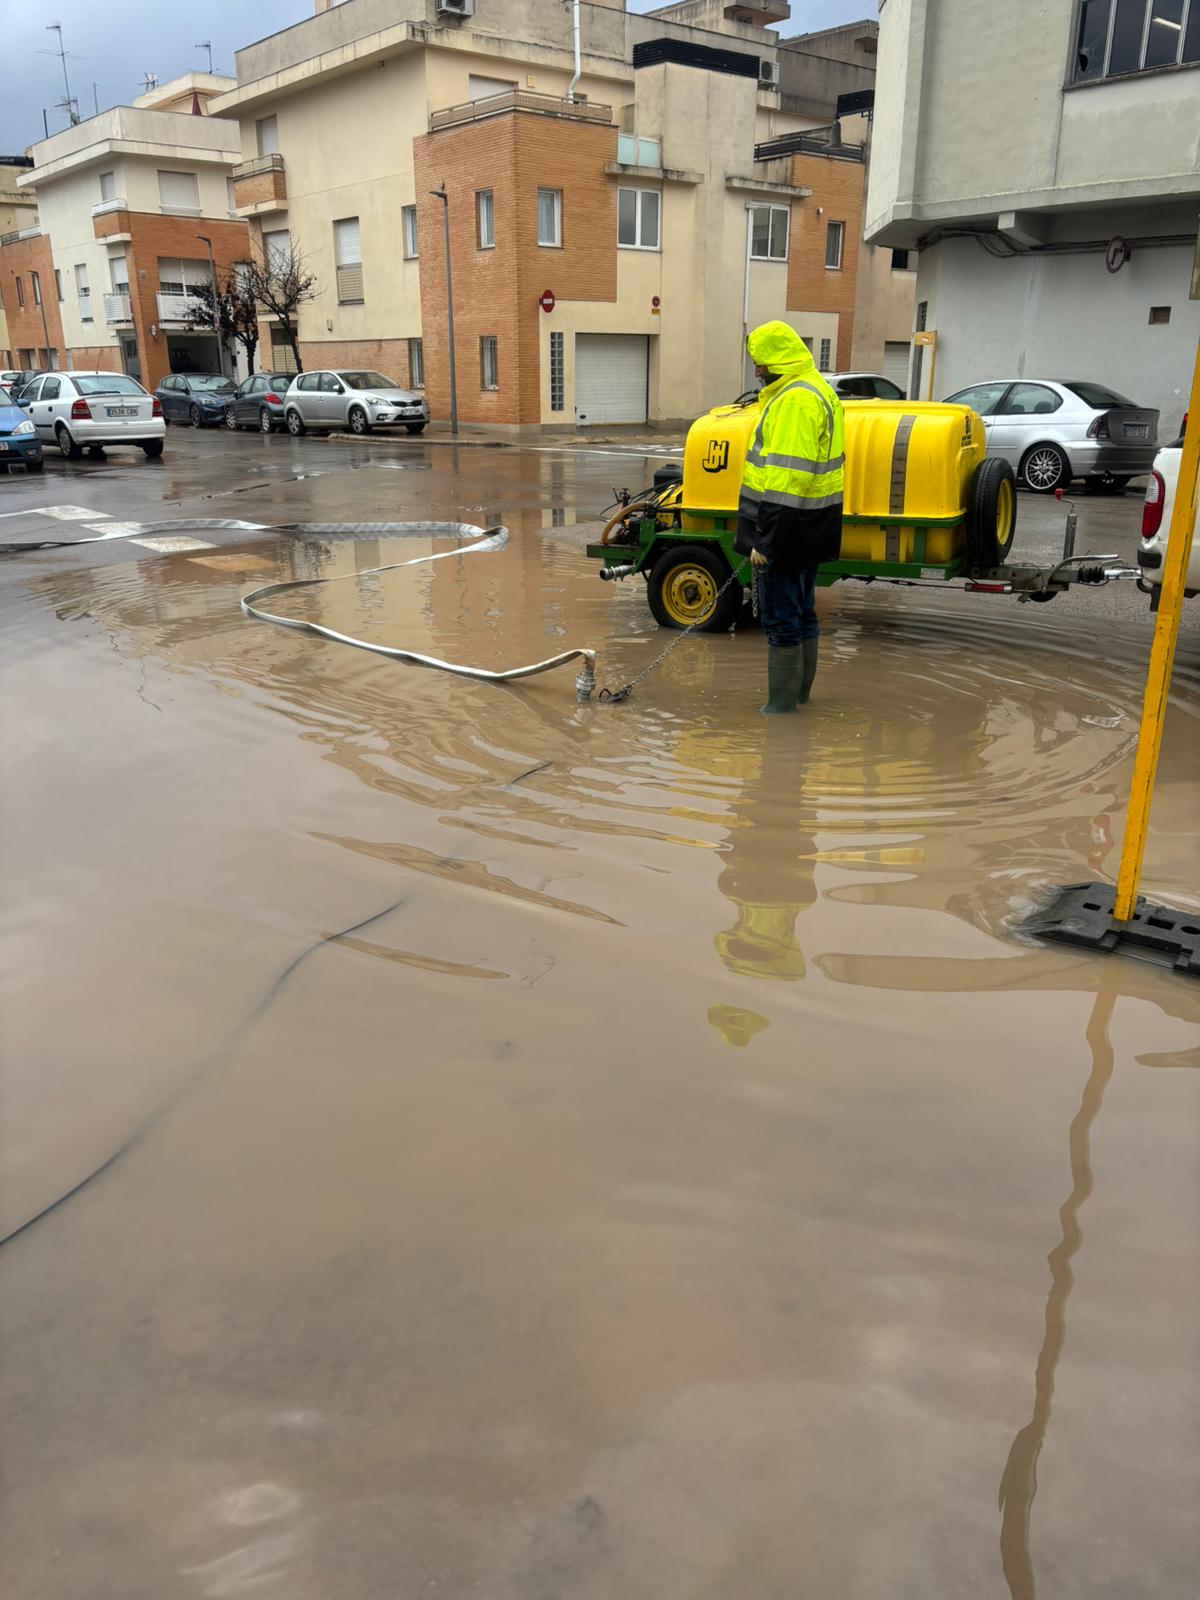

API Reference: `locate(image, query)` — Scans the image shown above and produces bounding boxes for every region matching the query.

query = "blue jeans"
[756,565,818,647]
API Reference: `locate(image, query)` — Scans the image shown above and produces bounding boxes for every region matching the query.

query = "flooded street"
[2,434,1198,1598]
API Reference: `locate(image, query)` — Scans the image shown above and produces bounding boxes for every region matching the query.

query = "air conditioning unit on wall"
[437,0,474,18]
[758,60,780,86]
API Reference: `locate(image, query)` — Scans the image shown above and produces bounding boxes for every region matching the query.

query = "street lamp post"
[429,184,458,436]
[196,233,225,378]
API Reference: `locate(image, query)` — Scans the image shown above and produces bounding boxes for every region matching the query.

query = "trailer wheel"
[966,457,1017,568]
[647,545,741,632]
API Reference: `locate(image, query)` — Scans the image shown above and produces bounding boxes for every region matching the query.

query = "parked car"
[0,390,43,471]
[224,371,297,433]
[23,371,165,460]
[9,370,44,404]
[826,371,907,401]
[283,369,428,436]
[941,379,1157,494]
[156,372,237,427]
[1137,417,1198,607]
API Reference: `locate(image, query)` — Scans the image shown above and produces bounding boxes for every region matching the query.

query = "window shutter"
[334,216,362,266]
[158,170,199,211]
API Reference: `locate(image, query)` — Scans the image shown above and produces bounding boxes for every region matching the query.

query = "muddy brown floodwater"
[2,522,1198,1599]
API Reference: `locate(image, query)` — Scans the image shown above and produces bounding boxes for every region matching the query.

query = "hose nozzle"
[600,563,636,582]
[575,655,596,701]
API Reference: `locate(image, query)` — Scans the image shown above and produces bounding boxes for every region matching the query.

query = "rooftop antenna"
[141,72,159,95]
[41,23,81,125]
[195,40,215,75]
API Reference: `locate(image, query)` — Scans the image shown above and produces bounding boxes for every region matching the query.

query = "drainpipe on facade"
[567,0,581,102]
[741,203,754,369]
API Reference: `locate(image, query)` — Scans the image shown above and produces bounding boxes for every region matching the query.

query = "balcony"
[231,152,287,216]
[91,196,128,218]
[156,291,196,323]
[0,225,42,246]
[429,90,613,133]
[104,291,132,323]
[93,204,132,243]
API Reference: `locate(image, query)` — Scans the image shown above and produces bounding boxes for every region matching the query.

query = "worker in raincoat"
[735,321,844,714]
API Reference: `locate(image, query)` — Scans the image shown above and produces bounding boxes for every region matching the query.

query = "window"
[402,206,418,259]
[22,377,43,401]
[1073,0,1200,82]
[31,271,41,306]
[334,216,364,303]
[226,177,238,215]
[74,263,92,321]
[480,335,499,390]
[549,330,564,411]
[296,373,320,391]
[945,382,1011,416]
[156,258,210,295]
[617,188,661,250]
[872,377,906,401]
[98,170,116,202]
[54,268,63,301]
[73,374,147,397]
[263,229,291,272]
[318,372,342,393]
[537,188,562,247]
[890,248,912,270]
[468,74,517,101]
[1061,380,1137,407]
[157,170,200,214]
[256,115,279,156]
[476,189,494,249]
[408,337,424,388]
[749,204,788,260]
[271,333,299,372]
[617,134,662,167]
[999,383,1063,415]
[15,276,23,307]
[818,338,831,371]
[1149,304,1172,323]
[40,377,61,399]
[825,221,844,269]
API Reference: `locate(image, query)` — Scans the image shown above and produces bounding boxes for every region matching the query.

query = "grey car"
[942,379,1158,494]
[224,372,298,434]
[284,369,428,437]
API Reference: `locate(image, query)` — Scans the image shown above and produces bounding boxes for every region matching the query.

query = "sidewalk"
[328,421,687,450]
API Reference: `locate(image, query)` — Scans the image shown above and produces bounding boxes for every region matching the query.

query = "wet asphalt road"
[1,426,1198,1599]
[0,424,1189,630]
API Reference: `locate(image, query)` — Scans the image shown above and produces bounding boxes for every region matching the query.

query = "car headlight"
[365,396,386,406]
[14,418,35,435]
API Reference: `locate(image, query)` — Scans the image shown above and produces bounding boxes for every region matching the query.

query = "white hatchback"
[23,370,166,461]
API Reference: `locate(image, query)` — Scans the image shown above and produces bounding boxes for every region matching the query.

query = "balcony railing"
[0,225,42,246]
[429,90,613,133]
[104,291,132,323]
[91,197,129,217]
[753,126,866,164]
[156,290,196,322]
[231,152,285,180]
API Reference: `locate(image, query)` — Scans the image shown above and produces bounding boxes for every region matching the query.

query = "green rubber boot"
[761,645,804,715]
[798,637,819,705]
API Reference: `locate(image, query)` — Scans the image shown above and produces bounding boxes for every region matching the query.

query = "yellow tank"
[680,398,987,562]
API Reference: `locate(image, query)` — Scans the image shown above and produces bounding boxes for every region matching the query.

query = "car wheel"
[1084,474,1131,495]
[965,457,1018,568]
[225,406,238,431]
[259,408,274,433]
[286,408,306,436]
[26,457,44,473]
[189,403,203,428]
[142,440,164,458]
[56,424,83,461]
[647,544,742,632]
[87,446,105,459]
[405,423,426,434]
[348,405,371,435]
[1020,443,1070,494]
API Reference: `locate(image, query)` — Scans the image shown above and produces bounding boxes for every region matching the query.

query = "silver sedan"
[284,370,428,437]
[942,379,1158,494]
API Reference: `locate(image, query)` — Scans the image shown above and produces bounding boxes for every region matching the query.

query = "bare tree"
[184,269,261,374]
[240,240,320,373]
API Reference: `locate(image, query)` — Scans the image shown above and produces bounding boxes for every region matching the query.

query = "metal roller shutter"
[883,340,912,395]
[575,334,649,426]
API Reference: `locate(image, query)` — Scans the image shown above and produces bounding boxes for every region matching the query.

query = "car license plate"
[107,406,137,417]
[1125,423,1148,439]
[0,441,7,451]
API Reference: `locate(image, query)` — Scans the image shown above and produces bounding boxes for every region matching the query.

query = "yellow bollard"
[1113,337,1200,921]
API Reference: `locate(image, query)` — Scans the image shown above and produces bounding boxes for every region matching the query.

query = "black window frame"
[1070,0,1199,84]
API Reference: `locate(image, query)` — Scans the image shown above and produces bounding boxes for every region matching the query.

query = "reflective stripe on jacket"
[740,374,845,516]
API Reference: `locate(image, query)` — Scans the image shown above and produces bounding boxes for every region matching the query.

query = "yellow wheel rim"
[996,478,1015,548]
[663,563,718,625]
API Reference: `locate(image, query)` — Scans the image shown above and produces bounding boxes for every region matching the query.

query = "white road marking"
[131,535,217,552]
[85,522,145,539]
[37,504,110,521]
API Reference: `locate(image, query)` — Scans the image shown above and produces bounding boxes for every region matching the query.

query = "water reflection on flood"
[3,525,1199,1598]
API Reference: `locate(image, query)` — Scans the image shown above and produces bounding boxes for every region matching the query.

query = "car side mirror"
[333,383,344,394]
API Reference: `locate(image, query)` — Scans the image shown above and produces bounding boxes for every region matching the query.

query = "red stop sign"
[539,290,556,313]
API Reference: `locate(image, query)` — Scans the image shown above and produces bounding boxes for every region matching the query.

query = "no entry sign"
[539,290,556,313]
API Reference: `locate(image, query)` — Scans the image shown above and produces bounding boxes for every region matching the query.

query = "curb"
[325,430,684,451]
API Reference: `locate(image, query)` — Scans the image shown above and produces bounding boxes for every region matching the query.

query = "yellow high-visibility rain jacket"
[734,320,844,570]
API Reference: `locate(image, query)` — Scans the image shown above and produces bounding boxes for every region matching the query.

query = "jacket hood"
[747,320,817,379]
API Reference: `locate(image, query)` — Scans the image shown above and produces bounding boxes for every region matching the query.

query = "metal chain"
[598,560,751,704]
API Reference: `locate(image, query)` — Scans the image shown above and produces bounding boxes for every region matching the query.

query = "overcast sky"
[1,0,875,150]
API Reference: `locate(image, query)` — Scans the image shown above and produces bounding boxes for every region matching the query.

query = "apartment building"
[2,75,248,389]
[212,0,900,427]
[866,0,1200,424]
[0,155,59,371]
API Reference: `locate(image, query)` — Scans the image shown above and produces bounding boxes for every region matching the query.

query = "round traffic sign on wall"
[539,290,556,313]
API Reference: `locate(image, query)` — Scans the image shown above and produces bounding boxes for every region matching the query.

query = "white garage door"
[575,334,648,426]
[883,340,912,395]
